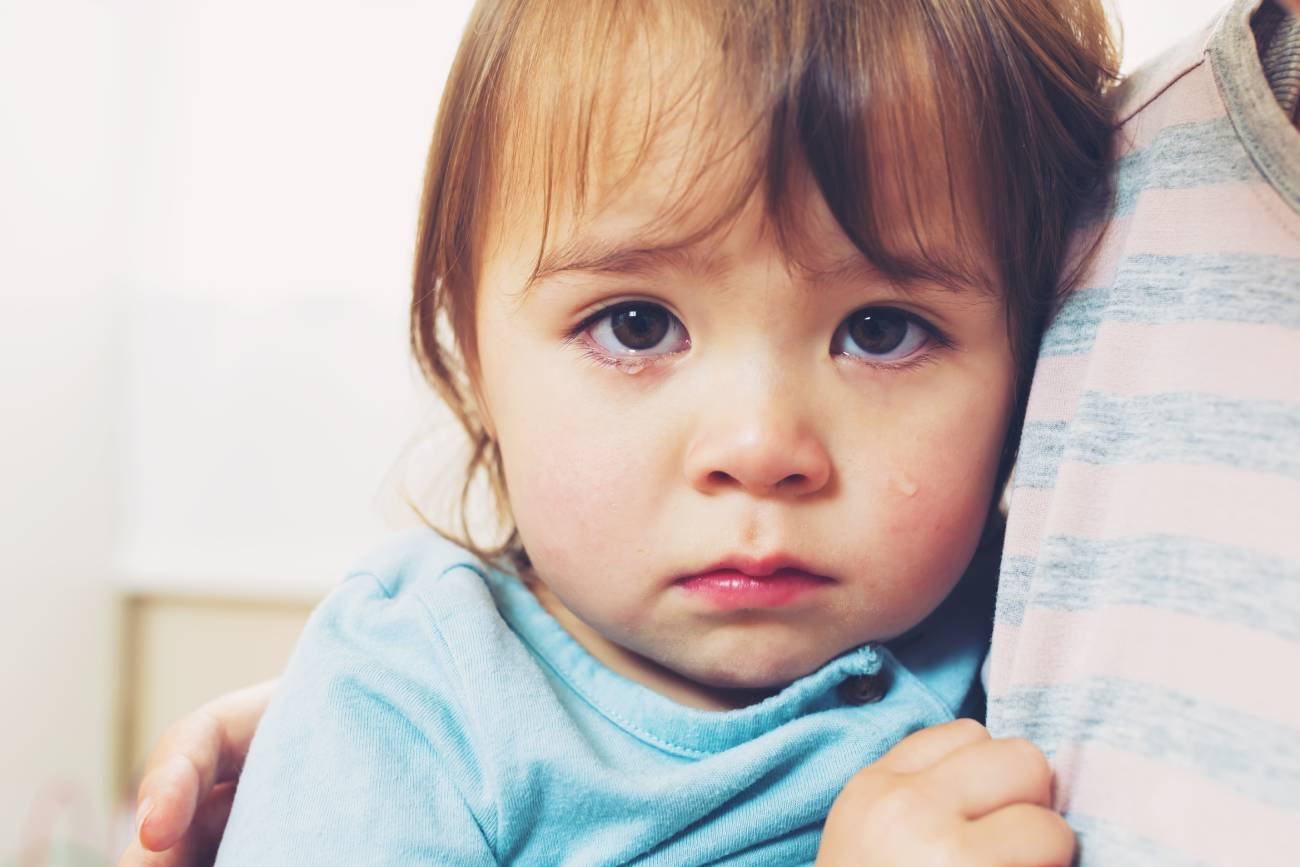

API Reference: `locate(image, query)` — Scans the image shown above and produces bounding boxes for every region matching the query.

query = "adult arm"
[119,680,276,867]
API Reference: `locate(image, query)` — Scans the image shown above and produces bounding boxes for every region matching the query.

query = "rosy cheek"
[909,479,985,556]
[504,403,656,575]
[882,463,980,561]
[878,406,1005,592]
[510,441,602,561]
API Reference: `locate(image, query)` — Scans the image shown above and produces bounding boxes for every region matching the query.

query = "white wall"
[115,0,476,597]
[0,0,125,859]
[1114,0,1235,72]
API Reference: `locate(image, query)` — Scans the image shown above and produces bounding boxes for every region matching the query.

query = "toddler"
[211,0,1114,863]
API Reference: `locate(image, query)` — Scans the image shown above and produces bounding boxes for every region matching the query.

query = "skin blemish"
[620,359,649,376]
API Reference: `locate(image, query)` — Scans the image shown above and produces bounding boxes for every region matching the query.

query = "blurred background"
[0,0,1239,863]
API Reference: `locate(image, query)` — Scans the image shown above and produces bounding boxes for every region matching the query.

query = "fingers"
[136,742,205,851]
[873,718,991,775]
[966,802,1076,867]
[201,679,277,766]
[821,721,1070,867]
[134,680,276,853]
[924,737,1056,819]
[836,719,991,811]
[118,826,203,867]
[119,780,240,867]
[193,782,237,850]
[118,837,177,867]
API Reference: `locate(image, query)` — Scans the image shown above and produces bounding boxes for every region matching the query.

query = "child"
[209,0,1114,864]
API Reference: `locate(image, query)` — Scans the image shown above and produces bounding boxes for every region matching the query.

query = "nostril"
[778,473,808,490]
[707,470,735,487]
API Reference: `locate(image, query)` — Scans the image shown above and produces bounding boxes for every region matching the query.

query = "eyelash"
[565,302,954,372]
[834,311,956,372]
[574,344,660,373]
[564,301,688,374]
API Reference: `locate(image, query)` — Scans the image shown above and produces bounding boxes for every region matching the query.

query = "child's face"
[474,149,1016,709]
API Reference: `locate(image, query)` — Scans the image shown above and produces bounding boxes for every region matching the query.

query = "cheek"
[510,434,615,553]
[894,397,1005,522]
[493,376,669,579]
[867,384,1010,624]
[886,444,992,555]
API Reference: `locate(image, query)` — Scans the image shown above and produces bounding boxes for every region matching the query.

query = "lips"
[674,556,833,609]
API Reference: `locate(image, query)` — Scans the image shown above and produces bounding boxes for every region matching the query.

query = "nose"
[684,397,833,498]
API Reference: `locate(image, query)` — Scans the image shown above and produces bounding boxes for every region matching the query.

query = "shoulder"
[1111,13,1223,129]
[340,526,488,598]
[259,530,519,782]
[287,529,504,701]
[216,530,506,861]
[320,528,497,637]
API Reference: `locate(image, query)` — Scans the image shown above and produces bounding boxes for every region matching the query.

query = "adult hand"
[815,718,1074,867]
[117,680,276,867]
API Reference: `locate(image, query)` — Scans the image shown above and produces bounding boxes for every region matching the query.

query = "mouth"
[674,555,834,610]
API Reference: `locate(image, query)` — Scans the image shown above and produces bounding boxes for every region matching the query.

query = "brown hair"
[409,0,1117,563]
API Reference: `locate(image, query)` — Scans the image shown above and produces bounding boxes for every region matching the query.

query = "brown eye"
[610,304,669,350]
[589,302,689,356]
[848,310,908,354]
[832,307,931,362]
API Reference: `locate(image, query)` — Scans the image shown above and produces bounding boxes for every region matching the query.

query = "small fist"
[816,719,1075,867]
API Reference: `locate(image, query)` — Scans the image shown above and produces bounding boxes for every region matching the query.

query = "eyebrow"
[526,237,717,291]
[526,236,990,297]
[800,254,991,297]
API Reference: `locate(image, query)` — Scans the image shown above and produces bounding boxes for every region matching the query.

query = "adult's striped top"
[986,1,1300,864]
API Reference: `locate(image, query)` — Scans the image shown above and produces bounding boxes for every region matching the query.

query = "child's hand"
[815,719,1074,867]
[117,680,276,867]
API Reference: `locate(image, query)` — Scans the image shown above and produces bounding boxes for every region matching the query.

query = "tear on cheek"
[884,472,991,573]
[891,472,919,498]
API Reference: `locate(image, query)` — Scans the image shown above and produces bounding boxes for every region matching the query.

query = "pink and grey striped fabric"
[986,1,1300,864]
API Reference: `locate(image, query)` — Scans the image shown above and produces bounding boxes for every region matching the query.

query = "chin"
[681,647,834,692]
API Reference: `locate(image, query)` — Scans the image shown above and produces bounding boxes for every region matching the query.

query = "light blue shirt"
[214,530,990,865]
